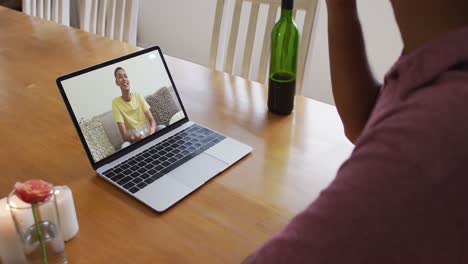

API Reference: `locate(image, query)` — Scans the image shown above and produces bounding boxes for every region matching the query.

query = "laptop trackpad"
[205,137,252,164]
[169,153,228,189]
[134,175,192,212]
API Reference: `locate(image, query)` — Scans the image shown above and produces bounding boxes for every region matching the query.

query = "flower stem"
[32,204,48,264]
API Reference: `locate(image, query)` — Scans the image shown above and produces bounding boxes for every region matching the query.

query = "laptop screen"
[59,48,186,164]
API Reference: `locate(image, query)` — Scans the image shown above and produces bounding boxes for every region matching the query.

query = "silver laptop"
[56,46,252,212]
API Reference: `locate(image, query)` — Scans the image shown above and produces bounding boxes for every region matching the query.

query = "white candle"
[0,198,27,263]
[55,186,79,242]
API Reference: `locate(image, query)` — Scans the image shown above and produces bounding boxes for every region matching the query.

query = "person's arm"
[116,122,143,142]
[327,0,380,143]
[245,111,447,263]
[145,110,157,134]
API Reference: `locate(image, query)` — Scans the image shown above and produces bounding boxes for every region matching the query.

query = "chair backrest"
[79,0,139,45]
[22,0,70,26]
[209,0,317,94]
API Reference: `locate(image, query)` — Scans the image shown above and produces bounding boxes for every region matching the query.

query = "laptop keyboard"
[102,124,226,194]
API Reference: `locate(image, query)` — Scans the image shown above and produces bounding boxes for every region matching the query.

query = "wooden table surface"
[0,7,353,263]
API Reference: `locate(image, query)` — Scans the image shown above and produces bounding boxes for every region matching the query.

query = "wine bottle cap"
[282,0,293,9]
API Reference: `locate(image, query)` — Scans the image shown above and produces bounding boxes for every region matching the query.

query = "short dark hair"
[114,67,125,78]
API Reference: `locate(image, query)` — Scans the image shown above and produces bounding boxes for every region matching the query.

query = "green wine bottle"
[268,0,299,115]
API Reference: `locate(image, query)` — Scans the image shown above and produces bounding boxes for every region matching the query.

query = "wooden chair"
[22,0,70,26]
[79,0,139,45]
[209,0,317,94]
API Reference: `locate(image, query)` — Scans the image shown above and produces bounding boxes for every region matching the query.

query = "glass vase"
[7,187,68,264]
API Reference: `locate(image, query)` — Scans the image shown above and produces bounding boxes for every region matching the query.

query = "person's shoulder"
[408,68,468,109]
[133,91,144,98]
[358,68,468,157]
[112,96,122,105]
[134,91,147,101]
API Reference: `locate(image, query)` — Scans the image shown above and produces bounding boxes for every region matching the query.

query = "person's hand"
[136,133,145,140]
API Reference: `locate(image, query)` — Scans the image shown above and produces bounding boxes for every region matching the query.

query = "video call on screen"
[61,51,185,162]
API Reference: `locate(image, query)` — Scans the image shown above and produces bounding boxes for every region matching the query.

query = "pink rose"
[14,179,53,204]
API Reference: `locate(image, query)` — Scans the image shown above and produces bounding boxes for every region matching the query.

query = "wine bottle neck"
[280,9,293,19]
[281,0,294,19]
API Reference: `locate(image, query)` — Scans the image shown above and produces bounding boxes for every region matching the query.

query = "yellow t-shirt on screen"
[112,92,151,131]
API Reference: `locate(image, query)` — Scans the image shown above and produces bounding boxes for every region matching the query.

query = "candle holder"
[54,186,79,242]
[7,187,68,264]
[0,198,27,263]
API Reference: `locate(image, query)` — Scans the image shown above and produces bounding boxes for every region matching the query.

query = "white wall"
[137,0,403,105]
[62,51,172,121]
[138,0,217,65]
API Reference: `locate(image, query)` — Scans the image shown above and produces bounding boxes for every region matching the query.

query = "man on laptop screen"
[61,51,186,163]
[112,67,164,149]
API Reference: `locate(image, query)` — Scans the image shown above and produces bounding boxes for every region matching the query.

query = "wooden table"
[0,7,353,263]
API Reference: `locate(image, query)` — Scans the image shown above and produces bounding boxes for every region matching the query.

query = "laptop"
[56,46,252,212]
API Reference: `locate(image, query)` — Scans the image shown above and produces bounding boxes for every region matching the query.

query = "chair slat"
[113,0,125,41]
[106,0,116,39]
[58,0,63,24]
[123,0,138,45]
[44,0,51,20]
[296,0,317,94]
[209,0,225,69]
[258,4,277,84]
[20,0,69,25]
[37,0,44,18]
[31,0,36,16]
[90,0,98,33]
[23,0,135,43]
[22,0,31,14]
[79,0,90,31]
[60,0,70,25]
[97,0,107,36]
[241,2,259,79]
[51,0,58,23]
[225,0,242,74]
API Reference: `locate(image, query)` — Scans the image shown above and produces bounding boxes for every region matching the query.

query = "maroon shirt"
[251,26,468,263]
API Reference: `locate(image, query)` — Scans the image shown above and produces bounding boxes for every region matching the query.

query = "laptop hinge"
[97,164,112,174]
